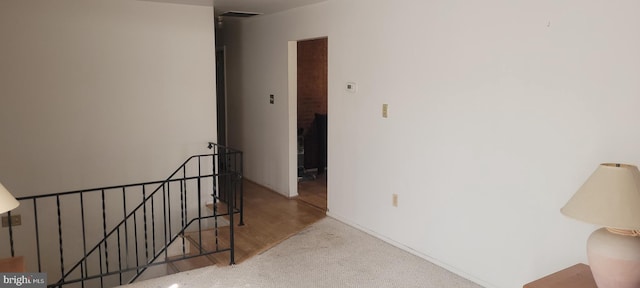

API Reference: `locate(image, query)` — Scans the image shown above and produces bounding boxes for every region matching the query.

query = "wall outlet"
[382,104,388,118]
[392,194,398,207]
[2,215,21,227]
[270,94,275,104]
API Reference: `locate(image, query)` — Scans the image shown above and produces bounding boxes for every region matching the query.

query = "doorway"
[295,37,327,210]
[216,48,230,203]
[216,48,227,147]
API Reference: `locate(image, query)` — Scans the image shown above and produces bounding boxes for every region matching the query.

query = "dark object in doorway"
[304,113,327,174]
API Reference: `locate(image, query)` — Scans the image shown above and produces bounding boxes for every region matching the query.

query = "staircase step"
[183,223,267,267]
[166,230,226,273]
[183,228,241,266]
[166,261,179,274]
[205,202,230,214]
[169,255,216,273]
[133,263,174,282]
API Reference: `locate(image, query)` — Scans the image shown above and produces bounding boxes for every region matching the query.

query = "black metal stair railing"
[1,143,243,288]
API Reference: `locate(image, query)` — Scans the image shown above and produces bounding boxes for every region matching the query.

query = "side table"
[0,256,25,272]
[524,263,597,288]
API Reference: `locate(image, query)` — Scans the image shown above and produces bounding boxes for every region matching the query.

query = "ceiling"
[214,0,327,17]
[140,0,327,18]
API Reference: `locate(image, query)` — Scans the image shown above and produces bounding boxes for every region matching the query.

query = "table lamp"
[0,182,19,214]
[561,163,640,288]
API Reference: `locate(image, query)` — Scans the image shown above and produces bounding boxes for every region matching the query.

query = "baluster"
[33,199,42,272]
[162,184,168,259]
[101,190,109,273]
[143,185,149,265]
[117,227,122,285]
[239,152,244,225]
[167,183,172,238]
[80,193,87,287]
[180,177,186,257]
[133,212,139,270]
[8,210,14,257]
[56,195,65,278]
[122,187,129,270]
[228,173,235,265]
[98,245,104,288]
[151,194,156,258]
[212,155,220,251]
[197,158,203,254]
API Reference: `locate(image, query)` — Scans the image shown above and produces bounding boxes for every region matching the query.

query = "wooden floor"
[296,173,327,210]
[172,179,326,272]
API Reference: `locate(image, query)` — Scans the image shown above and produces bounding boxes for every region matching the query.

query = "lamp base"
[588,228,640,288]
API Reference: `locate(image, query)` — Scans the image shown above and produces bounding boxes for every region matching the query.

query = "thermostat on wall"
[346,82,357,93]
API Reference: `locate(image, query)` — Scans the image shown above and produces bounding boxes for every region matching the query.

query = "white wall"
[221,5,328,194]
[221,1,640,287]
[0,0,217,196]
[0,0,217,279]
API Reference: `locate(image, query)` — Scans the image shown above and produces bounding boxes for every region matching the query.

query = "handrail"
[58,215,231,287]
[15,154,216,201]
[57,173,227,285]
[4,144,243,288]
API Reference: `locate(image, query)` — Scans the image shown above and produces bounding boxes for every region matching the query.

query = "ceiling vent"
[220,11,262,18]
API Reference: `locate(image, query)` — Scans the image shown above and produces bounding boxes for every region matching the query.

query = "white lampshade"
[561,163,640,230]
[0,182,19,214]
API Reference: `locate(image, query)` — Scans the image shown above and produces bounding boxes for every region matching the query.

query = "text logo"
[0,273,46,288]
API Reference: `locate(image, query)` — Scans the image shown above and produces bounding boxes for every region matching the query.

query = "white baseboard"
[326,212,497,288]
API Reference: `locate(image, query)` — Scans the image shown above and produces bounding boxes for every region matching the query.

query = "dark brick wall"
[297,38,328,170]
[297,38,328,132]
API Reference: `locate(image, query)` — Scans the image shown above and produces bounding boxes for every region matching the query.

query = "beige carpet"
[119,217,483,288]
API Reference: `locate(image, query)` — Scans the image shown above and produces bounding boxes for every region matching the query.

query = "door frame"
[287,37,328,198]
[287,41,298,197]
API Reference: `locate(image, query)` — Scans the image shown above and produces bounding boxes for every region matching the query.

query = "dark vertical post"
[239,151,244,225]
[143,185,149,264]
[180,166,186,257]
[122,187,129,269]
[80,193,87,286]
[212,155,219,251]
[117,227,122,285]
[162,184,168,259]
[98,246,104,288]
[228,173,235,265]
[197,158,203,253]
[33,199,42,272]
[133,212,139,269]
[151,194,156,257]
[101,190,109,273]
[167,183,172,238]
[8,210,15,257]
[56,195,65,278]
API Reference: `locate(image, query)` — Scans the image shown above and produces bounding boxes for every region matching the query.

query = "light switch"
[382,104,388,118]
[270,94,274,104]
